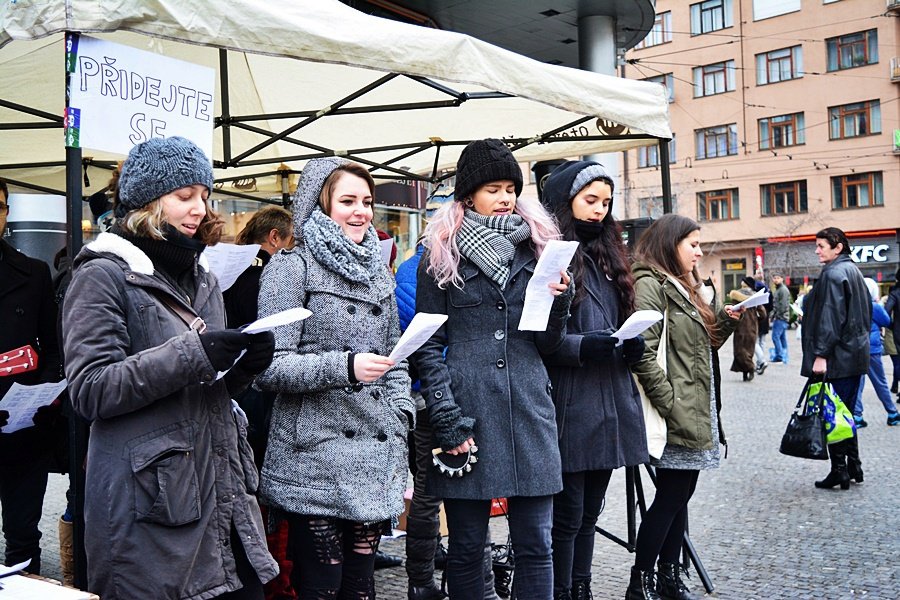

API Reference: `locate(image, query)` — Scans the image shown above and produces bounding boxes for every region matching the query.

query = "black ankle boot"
[554,590,573,600]
[815,468,850,490]
[572,579,594,600]
[656,562,700,600]
[409,581,445,600]
[847,461,864,484]
[625,567,661,600]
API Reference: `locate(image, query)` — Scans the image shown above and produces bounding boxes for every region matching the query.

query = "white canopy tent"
[0,0,671,201]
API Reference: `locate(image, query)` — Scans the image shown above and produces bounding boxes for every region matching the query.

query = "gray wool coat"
[255,158,414,523]
[541,260,648,472]
[62,232,277,600]
[414,245,572,500]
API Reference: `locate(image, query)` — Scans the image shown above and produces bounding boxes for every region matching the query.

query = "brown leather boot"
[58,516,74,587]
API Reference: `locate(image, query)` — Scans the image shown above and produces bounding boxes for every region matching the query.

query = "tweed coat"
[62,232,277,600]
[414,244,572,500]
[255,158,414,523]
[541,259,648,472]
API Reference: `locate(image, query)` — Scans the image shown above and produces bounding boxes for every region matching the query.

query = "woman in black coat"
[540,161,647,600]
[414,139,572,599]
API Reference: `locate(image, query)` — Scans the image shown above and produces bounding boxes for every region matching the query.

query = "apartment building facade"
[622,0,900,294]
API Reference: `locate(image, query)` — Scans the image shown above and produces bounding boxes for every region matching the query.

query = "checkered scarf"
[456,209,531,288]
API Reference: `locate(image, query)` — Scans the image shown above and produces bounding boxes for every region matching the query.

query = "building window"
[752,0,800,21]
[639,195,669,219]
[828,100,880,140]
[644,73,674,103]
[638,136,677,168]
[831,172,883,209]
[756,46,803,85]
[761,180,807,215]
[693,61,736,97]
[826,30,878,71]
[698,189,739,221]
[690,0,733,35]
[759,113,805,149]
[636,12,672,49]
[695,124,739,159]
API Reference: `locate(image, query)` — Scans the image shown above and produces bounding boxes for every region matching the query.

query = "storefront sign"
[68,36,215,158]
[850,244,890,263]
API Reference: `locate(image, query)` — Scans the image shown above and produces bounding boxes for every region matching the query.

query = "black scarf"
[112,224,206,300]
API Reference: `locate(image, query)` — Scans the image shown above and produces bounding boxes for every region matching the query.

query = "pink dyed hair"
[423,194,561,289]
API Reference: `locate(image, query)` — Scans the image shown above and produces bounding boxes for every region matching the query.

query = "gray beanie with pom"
[115,136,214,217]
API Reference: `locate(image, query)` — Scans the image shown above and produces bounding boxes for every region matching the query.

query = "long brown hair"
[634,214,717,342]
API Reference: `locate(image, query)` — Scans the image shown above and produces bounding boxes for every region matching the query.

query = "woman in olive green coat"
[625,215,740,600]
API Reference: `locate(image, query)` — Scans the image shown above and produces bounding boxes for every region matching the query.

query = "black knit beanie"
[540,160,613,216]
[453,139,523,202]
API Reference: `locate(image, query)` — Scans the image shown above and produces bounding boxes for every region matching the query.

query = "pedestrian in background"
[255,158,414,598]
[884,267,900,397]
[851,278,899,428]
[729,282,760,382]
[627,214,740,600]
[414,138,572,599]
[770,273,792,364]
[748,275,769,375]
[63,137,278,599]
[800,227,870,490]
[539,160,647,600]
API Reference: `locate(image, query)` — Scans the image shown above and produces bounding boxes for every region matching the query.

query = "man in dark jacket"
[801,227,870,490]
[0,180,63,573]
[771,273,792,364]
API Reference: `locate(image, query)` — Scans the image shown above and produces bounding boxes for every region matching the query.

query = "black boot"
[847,460,864,484]
[409,582,445,600]
[656,563,700,600]
[554,591,573,600]
[572,579,594,600]
[625,567,661,600]
[814,467,850,490]
[406,516,442,598]
[483,543,499,600]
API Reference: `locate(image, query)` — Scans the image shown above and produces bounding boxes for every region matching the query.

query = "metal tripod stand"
[594,464,715,594]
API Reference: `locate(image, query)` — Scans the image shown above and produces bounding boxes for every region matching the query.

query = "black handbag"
[779,378,828,460]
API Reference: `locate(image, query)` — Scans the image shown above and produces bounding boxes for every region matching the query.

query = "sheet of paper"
[518,240,579,332]
[611,310,663,346]
[201,243,262,292]
[732,289,769,310]
[380,238,394,266]
[241,307,312,334]
[0,380,67,434]
[0,559,30,578]
[389,313,448,362]
[0,573,96,598]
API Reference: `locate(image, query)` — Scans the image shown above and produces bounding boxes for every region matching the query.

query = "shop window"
[761,180,807,215]
[759,113,804,150]
[693,60,736,97]
[828,100,880,140]
[636,12,672,49]
[695,124,739,159]
[756,46,803,85]
[826,30,878,71]
[644,73,674,103]
[638,135,676,168]
[698,188,739,221]
[831,172,883,209]
[690,0,733,35]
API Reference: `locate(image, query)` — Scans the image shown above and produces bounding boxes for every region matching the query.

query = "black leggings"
[633,468,700,570]
[287,514,384,600]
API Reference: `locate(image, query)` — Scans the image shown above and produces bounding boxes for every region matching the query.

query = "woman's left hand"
[724,305,744,320]
[548,270,571,296]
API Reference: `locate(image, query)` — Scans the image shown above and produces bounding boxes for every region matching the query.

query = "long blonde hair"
[122,198,223,245]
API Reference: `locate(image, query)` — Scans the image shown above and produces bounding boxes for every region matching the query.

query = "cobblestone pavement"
[6,339,899,598]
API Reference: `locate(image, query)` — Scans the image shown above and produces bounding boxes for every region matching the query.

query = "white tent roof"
[0,0,671,199]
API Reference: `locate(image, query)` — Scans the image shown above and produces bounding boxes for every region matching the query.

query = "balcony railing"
[889,0,900,13]
[892,57,900,83]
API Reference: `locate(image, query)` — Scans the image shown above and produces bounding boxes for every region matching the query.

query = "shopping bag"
[806,381,855,444]
[779,379,828,460]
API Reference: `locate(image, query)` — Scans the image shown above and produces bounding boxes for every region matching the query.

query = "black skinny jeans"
[633,468,700,571]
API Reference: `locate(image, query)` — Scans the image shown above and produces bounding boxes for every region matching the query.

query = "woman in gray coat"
[63,137,278,600]
[415,139,572,599]
[255,158,414,598]
[539,161,647,600]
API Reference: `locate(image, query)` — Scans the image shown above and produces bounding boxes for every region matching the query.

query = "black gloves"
[429,402,476,452]
[200,329,250,371]
[579,333,617,362]
[235,332,275,376]
[622,335,646,366]
[0,410,8,430]
[32,401,62,428]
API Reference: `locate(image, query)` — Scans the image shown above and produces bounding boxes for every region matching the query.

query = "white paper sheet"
[216,308,313,379]
[732,289,769,310]
[611,310,663,346]
[201,243,262,292]
[518,240,579,332]
[0,381,68,434]
[389,313,448,362]
[380,238,394,266]
[0,573,96,598]
[0,559,30,578]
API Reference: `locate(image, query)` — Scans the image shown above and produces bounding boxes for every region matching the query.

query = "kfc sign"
[850,244,890,263]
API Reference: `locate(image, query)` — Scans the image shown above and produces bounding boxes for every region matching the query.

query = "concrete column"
[577,15,623,218]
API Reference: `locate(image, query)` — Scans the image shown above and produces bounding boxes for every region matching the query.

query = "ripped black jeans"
[286,514,386,600]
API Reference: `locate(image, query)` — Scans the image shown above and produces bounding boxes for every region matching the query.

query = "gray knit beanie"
[115,137,214,217]
[453,139,523,202]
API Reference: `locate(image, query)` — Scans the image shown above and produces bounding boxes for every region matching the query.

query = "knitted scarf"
[456,209,531,288]
[302,209,384,283]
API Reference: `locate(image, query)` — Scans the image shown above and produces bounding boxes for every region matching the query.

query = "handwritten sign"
[68,35,215,158]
